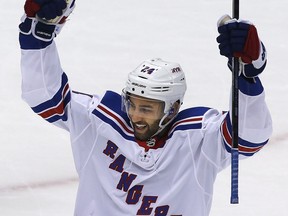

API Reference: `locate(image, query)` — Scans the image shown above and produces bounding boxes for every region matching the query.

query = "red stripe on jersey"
[38,83,70,119]
[221,119,232,145]
[221,119,263,153]
[238,144,263,153]
[98,104,133,134]
[170,117,203,132]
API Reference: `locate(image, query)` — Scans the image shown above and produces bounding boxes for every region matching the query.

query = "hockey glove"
[19,0,75,42]
[216,15,267,78]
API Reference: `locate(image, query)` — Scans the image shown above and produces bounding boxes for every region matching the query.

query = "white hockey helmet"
[123,58,187,115]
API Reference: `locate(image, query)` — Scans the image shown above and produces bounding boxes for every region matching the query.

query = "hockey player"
[19,0,272,215]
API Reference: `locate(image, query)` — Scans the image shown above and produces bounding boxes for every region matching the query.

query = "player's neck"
[135,127,170,152]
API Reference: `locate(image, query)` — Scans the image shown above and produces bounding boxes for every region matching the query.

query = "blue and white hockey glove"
[19,0,75,42]
[216,15,267,79]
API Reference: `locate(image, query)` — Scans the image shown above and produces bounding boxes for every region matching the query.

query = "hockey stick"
[230,0,240,204]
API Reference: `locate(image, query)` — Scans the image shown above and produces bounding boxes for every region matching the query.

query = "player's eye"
[139,107,153,114]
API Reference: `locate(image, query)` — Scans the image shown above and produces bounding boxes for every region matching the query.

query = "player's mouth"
[133,123,147,133]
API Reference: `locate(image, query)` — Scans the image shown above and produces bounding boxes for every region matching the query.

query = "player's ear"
[164,101,180,122]
[171,101,180,116]
[161,101,180,125]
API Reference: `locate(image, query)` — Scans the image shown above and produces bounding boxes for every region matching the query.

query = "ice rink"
[1,0,287,215]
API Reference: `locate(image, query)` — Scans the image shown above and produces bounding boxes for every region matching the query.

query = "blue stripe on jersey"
[92,107,135,141]
[221,113,268,156]
[173,123,203,131]
[99,91,128,118]
[99,91,131,126]
[19,33,52,50]
[92,91,134,141]
[31,73,71,123]
[238,76,263,96]
[176,107,210,119]
[168,107,209,137]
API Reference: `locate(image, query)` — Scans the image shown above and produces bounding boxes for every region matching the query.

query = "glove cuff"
[251,41,267,69]
[19,0,75,42]
[242,42,267,78]
[227,42,267,79]
[19,15,59,42]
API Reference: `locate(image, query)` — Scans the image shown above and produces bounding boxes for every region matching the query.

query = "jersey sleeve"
[221,76,272,156]
[200,75,272,172]
[19,32,96,133]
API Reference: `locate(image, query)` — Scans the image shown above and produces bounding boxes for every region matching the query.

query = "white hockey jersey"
[19,33,272,216]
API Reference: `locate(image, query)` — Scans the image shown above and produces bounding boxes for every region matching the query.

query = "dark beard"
[133,119,172,142]
[133,120,160,141]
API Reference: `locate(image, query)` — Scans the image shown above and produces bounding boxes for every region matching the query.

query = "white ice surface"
[1,0,287,215]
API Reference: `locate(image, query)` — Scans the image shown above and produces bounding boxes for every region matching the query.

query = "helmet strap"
[151,101,180,138]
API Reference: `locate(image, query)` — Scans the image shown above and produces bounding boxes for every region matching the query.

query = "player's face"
[127,95,165,141]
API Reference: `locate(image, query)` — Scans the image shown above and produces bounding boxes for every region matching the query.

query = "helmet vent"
[151,86,170,92]
[138,76,147,79]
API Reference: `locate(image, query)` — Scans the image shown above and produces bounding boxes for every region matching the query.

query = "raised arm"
[19,0,76,130]
[216,15,272,156]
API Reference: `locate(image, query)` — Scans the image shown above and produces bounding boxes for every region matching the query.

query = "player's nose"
[129,109,144,123]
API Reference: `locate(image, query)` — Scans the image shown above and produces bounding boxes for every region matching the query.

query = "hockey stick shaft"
[230,0,240,204]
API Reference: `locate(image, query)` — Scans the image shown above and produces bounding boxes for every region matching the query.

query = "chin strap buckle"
[146,138,156,147]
